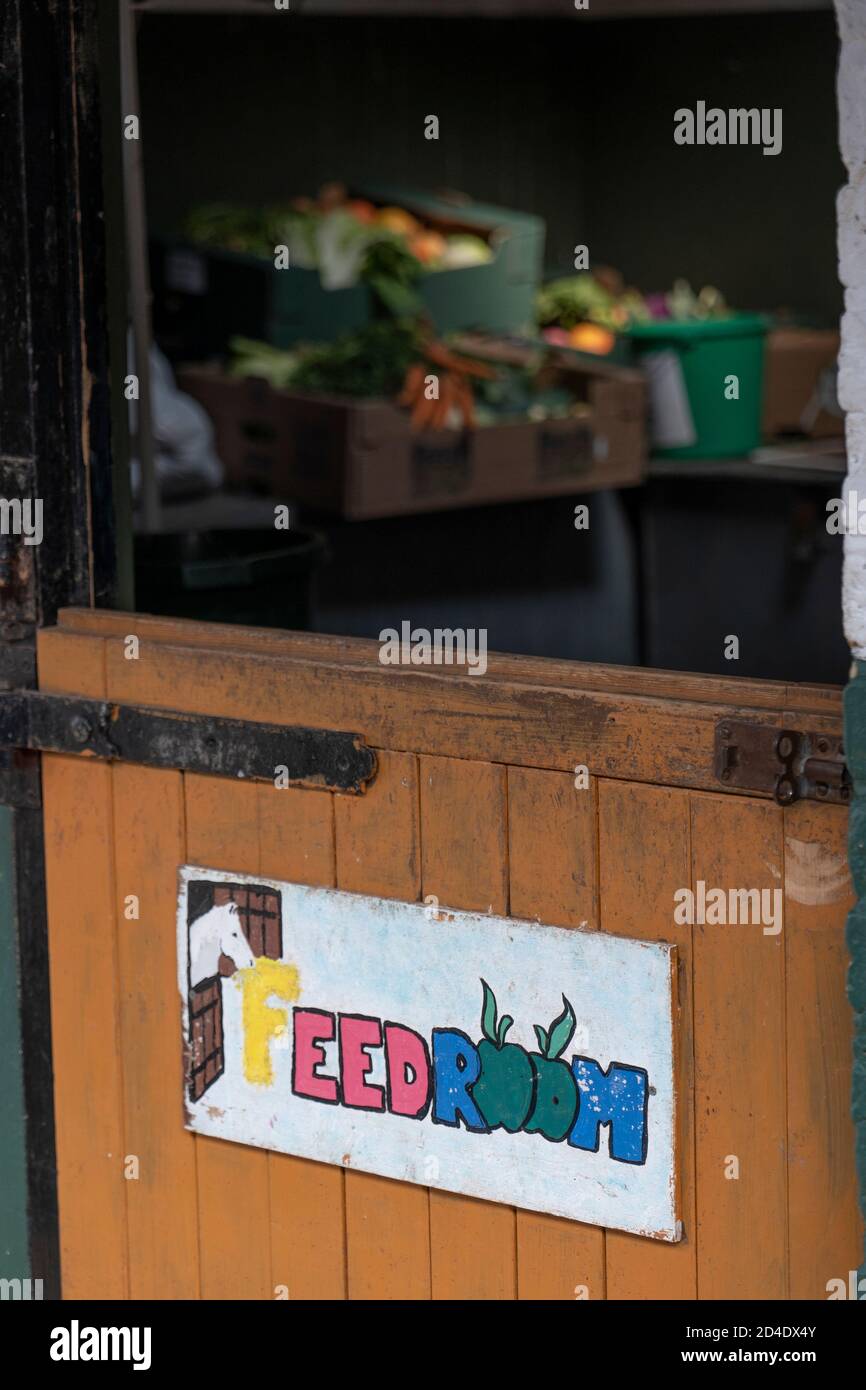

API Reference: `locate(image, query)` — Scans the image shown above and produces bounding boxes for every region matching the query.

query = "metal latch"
[715,721,850,806]
[0,691,377,794]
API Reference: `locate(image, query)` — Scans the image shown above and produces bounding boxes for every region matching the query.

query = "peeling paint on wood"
[785,837,852,906]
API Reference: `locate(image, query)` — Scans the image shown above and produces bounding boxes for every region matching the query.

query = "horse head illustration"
[189,901,256,989]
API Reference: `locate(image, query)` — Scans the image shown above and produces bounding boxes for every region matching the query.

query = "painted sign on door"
[177,866,679,1239]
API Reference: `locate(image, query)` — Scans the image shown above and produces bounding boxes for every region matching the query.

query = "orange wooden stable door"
[38,609,862,1300]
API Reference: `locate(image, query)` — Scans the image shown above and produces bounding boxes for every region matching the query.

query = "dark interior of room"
[131,7,848,682]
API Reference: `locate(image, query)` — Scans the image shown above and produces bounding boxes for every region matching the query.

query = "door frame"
[0,0,120,1296]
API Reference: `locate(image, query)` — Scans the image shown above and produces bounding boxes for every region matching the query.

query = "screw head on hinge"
[69,716,91,744]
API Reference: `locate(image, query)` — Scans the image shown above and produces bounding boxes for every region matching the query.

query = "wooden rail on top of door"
[40,608,842,799]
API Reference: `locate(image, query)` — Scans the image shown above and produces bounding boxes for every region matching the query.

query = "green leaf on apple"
[546,995,576,1060]
[481,978,498,1045]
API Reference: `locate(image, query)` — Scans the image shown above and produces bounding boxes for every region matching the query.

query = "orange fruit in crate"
[409,230,447,264]
[569,323,616,355]
[346,199,377,224]
[376,206,421,237]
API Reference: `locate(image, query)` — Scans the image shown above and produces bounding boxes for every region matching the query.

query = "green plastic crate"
[366,186,544,339]
[151,190,545,358]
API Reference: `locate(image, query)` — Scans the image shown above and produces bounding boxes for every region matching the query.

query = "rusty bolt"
[69,716,91,744]
[777,734,794,760]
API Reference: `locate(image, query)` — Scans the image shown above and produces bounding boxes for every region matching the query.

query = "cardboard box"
[175,368,296,493]
[177,353,646,521]
[762,328,843,439]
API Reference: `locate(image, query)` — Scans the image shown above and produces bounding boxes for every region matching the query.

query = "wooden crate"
[177,354,646,519]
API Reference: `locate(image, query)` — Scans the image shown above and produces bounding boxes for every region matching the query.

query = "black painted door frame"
[0,0,119,1297]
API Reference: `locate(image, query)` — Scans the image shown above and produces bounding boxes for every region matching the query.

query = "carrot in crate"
[399,339,496,431]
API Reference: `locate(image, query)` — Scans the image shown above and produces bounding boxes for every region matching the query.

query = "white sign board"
[178,866,679,1240]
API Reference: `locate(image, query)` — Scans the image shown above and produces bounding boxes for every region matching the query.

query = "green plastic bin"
[626,313,767,459]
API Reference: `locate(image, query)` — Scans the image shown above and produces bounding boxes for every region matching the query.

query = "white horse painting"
[189,902,256,988]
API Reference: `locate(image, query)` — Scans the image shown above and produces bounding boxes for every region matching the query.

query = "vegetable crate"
[151,191,545,361]
[176,354,646,521]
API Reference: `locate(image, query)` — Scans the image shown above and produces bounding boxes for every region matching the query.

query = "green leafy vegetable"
[537,274,617,330]
[230,319,423,399]
[289,320,422,397]
[316,210,383,289]
[184,203,275,257]
[537,274,653,332]
[185,201,426,316]
[361,235,424,317]
[228,337,301,389]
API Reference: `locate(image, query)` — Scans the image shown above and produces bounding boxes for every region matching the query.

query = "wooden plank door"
[38,609,863,1300]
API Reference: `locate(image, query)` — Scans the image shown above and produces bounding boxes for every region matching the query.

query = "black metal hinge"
[0,691,377,794]
[715,721,850,806]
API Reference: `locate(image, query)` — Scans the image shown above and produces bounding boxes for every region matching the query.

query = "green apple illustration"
[471,979,535,1133]
[524,995,579,1142]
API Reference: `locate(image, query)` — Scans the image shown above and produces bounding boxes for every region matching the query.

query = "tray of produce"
[151,183,545,359]
[176,320,646,520]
